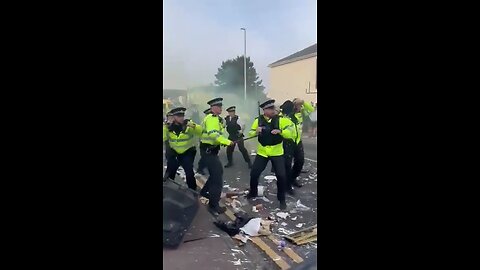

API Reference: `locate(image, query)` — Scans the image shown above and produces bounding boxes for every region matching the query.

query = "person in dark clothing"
[224,106,252,169]
[279,100,298,195]
[196,108,211,175]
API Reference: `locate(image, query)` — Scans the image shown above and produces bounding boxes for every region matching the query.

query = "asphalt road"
[163,137,318,269]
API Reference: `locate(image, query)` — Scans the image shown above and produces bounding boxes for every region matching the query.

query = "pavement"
[163,136,318,269]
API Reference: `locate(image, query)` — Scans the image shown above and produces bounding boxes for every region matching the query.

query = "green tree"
[214,56,265,98]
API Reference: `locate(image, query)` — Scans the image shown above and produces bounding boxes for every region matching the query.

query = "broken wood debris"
[283,225,317,245]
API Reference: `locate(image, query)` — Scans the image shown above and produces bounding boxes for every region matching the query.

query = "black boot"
[293,180,303,188]
[280,201,287,210]
[224,162,233,168]
[208,205,226,216]
[200,189,210,199]
[287,188,295,196]
[246,191,258,199]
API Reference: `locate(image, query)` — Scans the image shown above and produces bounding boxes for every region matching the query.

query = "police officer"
[163,107,203,190]
[290,98,315,187]
[196,108,211,175]
[278,100,299,195]
[200,98,234,216]
[224,106,252,169]
[247,99,294,210]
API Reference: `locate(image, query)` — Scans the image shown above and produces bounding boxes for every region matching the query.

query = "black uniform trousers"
[291,141,305,181]
[226,136,251,164]
[165,147,197,190]
[199,143,223,208]
[282,140,296,191]
[250,155,287,202]
[197,141,207,172]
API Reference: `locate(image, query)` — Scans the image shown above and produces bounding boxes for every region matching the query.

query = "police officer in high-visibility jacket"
[200,98,234,216]
[247,99,295,210]
[290,98,315,187]
[196,108,211,175]
[163,107,202,190]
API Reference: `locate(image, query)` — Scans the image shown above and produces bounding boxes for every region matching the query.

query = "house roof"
[268,44,317,68]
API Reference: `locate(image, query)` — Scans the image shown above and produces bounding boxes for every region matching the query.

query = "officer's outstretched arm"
[163,124,168,142]
[302,101,315,115]
[186,120,203,136]
[248,118,259,137]
[280,118,294,140]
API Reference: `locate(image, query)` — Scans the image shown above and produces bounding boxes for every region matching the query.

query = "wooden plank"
[295,236,317,245]
[267,235,304,263]
[250,237,291,270]
[292,229,317,242]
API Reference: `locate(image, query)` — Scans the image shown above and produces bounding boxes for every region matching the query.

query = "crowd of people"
[163,96,316,216]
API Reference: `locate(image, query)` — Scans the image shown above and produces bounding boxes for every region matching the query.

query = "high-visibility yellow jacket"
[200,114,232,146]
[294,102,315,143]
[248,115,295,158]
[163,120,202,154]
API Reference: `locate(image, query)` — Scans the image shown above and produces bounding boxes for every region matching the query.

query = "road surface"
[163,136,318,269]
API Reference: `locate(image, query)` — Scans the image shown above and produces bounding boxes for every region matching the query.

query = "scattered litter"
[278,240,286,250]
[291,216,297,221]
[254,204,263,210]
[209,234,220,238]
[296,223,304,228]
[258,186,265,196]
[223,185,230,188]
[252,206,258,213]
[295,200,311,211]
[309,175,315,180]
[231,249,245,256]
[231,199,242,210]
[290,209,298,214]
[260,196,271,203]
[233,233,249,243]
[276,212,289,219]
[199,197,209,205]
[230,259,241,266]
[278,228,295,235]
[281,222,287,226]
[264,175,277,183]
[240,218,262,236]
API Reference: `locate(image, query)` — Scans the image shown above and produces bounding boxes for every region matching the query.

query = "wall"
[268,56,317,104]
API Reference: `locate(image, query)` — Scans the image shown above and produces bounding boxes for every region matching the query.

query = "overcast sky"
[163,0,317,92]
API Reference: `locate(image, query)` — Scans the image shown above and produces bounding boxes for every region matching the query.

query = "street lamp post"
[241,28,246,104]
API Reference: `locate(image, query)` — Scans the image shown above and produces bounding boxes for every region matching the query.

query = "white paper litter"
[295,200,311,211]
[291,216,297,221]
[223,185,230,188]
[252,206,258,213]
[231,259,241,266]
[264,175,277,183]
[296,223,304,228]
[281,222,287,226]
[258,186,265,196]
[260,196,271,203]
[240,218,262,236]
[278,228,294,235]
[276,212,289,219]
